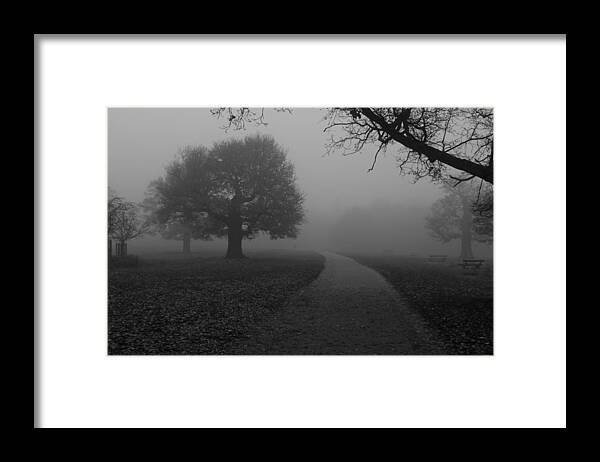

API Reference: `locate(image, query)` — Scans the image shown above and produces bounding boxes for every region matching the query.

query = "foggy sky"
[108,108,491,257]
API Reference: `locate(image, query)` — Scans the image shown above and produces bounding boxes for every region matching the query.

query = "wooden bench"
[460,259,485,270]
[427,254,448,263]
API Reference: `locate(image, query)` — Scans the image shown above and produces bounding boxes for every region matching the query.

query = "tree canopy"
[146,134,305,258]
[144,146,217,253]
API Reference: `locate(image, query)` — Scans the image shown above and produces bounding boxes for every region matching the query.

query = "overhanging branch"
[360,108,494,184]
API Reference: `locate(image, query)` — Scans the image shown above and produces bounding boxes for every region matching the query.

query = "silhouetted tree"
[426,182,493,259]
[206,135,305,258]
[110,201,151,256]
[108,188,127,257]
[211,107,493,184]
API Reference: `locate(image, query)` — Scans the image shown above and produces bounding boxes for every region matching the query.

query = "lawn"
[108,249,325,354]
[343,254,493,354]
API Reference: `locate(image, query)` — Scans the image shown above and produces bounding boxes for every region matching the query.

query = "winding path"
[230,251,448,354]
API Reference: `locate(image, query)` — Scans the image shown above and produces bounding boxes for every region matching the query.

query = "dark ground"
[343,254,493,354]
[109,250,492,355]
[108,249,325,354]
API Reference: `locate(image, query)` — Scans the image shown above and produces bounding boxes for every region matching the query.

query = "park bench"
[460,259,485,270]
[427,254,448,263]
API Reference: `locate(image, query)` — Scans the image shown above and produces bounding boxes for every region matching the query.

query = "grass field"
[343,254,493,354]
[108,249,325,354]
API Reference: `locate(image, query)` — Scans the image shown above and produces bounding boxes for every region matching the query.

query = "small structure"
[460,259,485,270]
[427,254,448,263]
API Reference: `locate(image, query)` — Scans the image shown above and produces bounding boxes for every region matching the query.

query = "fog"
[108,108,491,258]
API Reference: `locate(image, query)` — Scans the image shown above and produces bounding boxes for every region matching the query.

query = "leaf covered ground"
[108,250,325,354]
[343,254,493,354]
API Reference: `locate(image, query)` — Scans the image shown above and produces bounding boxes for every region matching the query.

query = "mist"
[108,108,491,258]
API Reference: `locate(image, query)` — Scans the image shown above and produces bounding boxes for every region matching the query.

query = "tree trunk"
[119,240,127,257]
[182,232,191,254]
[108,238,112,258]
[460,199,474,259]
[225,216,245,259]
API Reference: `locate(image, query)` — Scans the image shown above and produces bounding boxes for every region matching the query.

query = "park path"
[229,251,448,354]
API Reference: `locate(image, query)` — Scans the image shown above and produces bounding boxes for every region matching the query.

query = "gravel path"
[229,251,448,354]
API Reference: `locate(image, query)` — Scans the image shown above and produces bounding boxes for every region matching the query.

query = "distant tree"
[144,147,215,254]
[110,201,151,256]
[108,188,127,257]
[211,107,493,184]
[147,135,305,259]
[472,187,494,242]
[158,221,206,254]
[426,181,493,259]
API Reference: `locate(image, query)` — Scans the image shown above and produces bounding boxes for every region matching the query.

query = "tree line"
[108,108,493,260]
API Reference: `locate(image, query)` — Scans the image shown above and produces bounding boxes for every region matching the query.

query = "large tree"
[206,135,305,258]
[426,181,493,259]
[211,107,493,184]
[148,135,305,259]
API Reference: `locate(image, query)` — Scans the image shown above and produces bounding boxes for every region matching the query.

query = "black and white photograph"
[108,107,494,355]
[35,35,566,428]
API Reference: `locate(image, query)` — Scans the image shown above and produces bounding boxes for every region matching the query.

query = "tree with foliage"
[211,107,493,184]
[144,146,215,254]
[426,181,493,259]
[148,134,305,259]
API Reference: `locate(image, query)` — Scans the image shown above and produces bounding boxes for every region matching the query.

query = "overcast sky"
[108,108,489,256]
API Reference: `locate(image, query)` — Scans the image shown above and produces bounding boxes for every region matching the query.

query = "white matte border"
[36,35,566,428]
